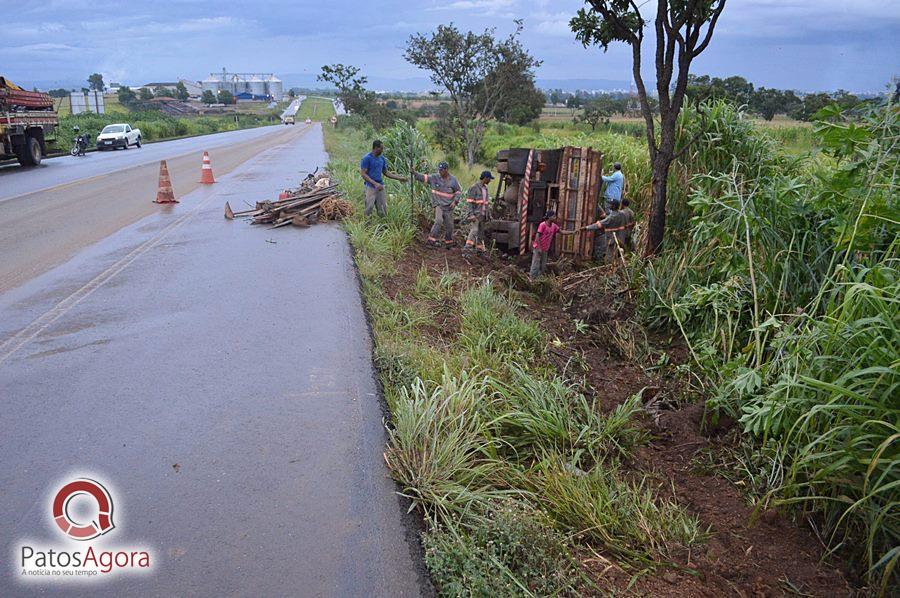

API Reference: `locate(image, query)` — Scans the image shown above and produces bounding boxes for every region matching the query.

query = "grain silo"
[267,75,284,101]
[201,70,284,101]
[248,76,266,98]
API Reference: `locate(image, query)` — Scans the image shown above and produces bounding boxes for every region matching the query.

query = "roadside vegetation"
[314,8,896,589]
[54,111,277,152]
[325,121,707,595]
[324,92,897,594]
[643,100,898,593]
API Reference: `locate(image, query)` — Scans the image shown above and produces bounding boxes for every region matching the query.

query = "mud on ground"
[382,230,855,598]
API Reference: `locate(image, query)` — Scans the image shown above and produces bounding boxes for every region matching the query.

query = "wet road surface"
[0,124,294,202]
[0,123,425,596]
[0,124,312,293]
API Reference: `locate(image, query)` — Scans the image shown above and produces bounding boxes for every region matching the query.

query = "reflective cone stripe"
[199,151,216,184]
[153,160,179,204]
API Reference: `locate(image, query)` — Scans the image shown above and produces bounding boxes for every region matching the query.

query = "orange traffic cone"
[199,151,216,184]
[153,160,178,204]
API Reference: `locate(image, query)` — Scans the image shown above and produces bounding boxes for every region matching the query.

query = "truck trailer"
[488,146,605,260]
[0,76,58,166]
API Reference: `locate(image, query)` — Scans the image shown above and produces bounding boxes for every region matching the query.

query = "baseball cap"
[437,161,449,170]
[479,170,494,180]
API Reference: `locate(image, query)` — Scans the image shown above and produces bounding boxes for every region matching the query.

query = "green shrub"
[383,370,514,523]
[423,500,583,597]
[534,457,706,564]
[458,280,544,371]
[490,367,645,464]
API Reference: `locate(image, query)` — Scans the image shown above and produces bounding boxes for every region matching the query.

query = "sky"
[2,0,898,93]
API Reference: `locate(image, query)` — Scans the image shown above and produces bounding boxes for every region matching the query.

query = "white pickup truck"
[96,123,142,150]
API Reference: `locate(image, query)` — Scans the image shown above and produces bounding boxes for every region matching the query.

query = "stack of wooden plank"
[224,179,352,228]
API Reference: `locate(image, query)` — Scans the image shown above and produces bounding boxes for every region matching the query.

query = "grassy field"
[296,96,335,121]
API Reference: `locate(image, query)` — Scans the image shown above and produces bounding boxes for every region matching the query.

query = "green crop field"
[296,96,335,121]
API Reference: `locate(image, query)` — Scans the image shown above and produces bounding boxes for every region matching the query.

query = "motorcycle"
[70,127,89,157]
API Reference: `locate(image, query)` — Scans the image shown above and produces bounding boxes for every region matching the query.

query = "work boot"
[426,237,440,248]
[476,243,486,253]
[444,240,455,250]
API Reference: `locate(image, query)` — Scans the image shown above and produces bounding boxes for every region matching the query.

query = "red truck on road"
[1,76,58,166]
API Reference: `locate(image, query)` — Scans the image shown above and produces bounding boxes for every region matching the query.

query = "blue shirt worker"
[413,161,461,249]
[601,162,625,212]
[360,139,407,217]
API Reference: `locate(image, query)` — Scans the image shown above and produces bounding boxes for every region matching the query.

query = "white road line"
[0,124,308,204]
[0,199,213,367]
[0,123,315,367]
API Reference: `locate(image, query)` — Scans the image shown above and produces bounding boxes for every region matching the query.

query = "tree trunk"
[644,153,672,257]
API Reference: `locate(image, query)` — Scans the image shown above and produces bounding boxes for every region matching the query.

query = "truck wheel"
[17,136,42,167]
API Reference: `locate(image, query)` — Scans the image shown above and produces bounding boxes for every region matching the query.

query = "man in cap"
[601,162,625,213]
[360,139,408,217]
[413,161,462,249]
[463,170,494,253]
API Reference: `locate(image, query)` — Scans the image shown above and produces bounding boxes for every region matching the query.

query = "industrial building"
[201,69,283,101]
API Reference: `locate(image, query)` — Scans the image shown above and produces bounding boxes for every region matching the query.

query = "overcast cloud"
[2,0,897,92]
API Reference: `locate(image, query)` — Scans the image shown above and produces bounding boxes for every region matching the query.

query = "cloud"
[534,13,574,37]
[432,0,516,15]
[0,43,78,54]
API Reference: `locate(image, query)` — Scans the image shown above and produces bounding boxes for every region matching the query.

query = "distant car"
[96,123,141,150]
[305,118,312,124]
[283,116,295,125]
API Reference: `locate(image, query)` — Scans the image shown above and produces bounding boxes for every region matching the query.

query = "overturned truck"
[487,147,604,260]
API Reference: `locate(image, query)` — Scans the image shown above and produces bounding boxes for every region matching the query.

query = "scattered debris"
[223,169,354,228]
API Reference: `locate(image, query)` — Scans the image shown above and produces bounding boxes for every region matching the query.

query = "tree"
[201,90,216,105]
[217,89,234,104]
[87,73,105,92]
[404,21,540,166]
[479,62,545,126]
[154,86,173,98]
[48,88,69,98]
[117,86,137,106]
[175,81,190,101]
[549,90,561,106]
[578,100,610,130]
[565,95,582,111]
[572,0,727,256]
[138,87,153,101]
[318,64,372,115]
[790,92,831,121]
[750,87,781,120]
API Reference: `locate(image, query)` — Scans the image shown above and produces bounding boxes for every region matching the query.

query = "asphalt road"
[0,124,309,293]
[0,123,426,596]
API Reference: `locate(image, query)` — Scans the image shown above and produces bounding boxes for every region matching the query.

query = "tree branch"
[692,0,726,57]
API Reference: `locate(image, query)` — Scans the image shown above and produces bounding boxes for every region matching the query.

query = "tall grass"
[642,99,899,590]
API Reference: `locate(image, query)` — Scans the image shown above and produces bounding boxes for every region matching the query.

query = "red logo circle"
[52,478,115,540]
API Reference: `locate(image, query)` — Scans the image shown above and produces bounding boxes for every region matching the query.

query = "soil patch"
[384,230,853,597]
